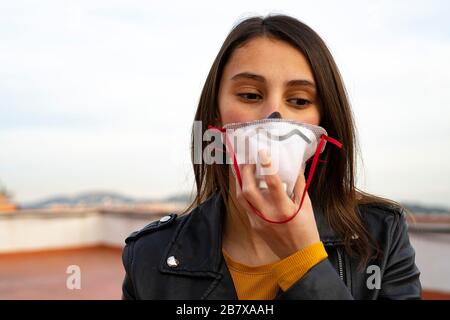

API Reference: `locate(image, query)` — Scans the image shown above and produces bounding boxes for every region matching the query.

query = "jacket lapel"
[158,192,237,299]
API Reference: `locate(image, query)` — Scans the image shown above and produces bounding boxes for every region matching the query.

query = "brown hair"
[185,14,403,269]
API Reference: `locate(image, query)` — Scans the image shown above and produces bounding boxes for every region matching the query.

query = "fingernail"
[258,149,271,167]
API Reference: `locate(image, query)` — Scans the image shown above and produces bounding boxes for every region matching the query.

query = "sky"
[0,0,449,207]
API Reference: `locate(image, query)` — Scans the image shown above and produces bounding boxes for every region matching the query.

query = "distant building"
[0,198,449,299]
[0,185,17,213]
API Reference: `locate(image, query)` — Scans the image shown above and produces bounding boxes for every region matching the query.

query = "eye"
[287,98,311,108]
[236,92,262,102]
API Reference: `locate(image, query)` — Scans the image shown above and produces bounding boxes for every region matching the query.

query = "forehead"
[223,37,314,81]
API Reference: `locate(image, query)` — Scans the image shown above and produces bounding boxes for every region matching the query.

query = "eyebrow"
[230,72,316,89]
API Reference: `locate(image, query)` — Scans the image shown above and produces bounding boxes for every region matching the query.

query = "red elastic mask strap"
[293,134,343,222]
[207,125,343,224]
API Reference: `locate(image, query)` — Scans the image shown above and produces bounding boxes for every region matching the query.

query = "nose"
[266,111,282,119]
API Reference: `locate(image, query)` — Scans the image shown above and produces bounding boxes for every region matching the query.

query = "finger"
[259,149,289,205]
[234,173,262,227]
[240,163,267,209]
[235,176,275,230]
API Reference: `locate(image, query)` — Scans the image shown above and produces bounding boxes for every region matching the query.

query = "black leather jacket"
[121,192,421,300]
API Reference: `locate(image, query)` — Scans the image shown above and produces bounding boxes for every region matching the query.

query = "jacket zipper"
[336,247,344,281]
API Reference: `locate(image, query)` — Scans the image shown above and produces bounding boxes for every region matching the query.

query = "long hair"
[185,14,403,269]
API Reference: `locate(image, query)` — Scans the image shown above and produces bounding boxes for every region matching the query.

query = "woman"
[122,14,421,300]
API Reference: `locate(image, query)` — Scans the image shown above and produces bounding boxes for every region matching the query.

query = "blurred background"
[0,0,449,299]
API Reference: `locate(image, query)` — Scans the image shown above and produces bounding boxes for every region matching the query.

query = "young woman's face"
[218,37,320,126]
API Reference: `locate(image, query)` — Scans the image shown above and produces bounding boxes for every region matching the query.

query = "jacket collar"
[159,191,342,278]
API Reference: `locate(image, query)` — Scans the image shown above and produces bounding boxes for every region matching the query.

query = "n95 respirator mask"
[208,118,343,224]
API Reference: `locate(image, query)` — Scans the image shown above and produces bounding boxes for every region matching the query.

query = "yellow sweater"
[222,241,328,300]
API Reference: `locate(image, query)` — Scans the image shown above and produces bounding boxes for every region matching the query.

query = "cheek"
[218,95,256,126]
[305,107,321,126]
[219,107,254,125]
[286,104,321,126]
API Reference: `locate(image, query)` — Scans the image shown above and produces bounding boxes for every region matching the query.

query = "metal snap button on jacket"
[166,256,179,268]
[159,215,171,223]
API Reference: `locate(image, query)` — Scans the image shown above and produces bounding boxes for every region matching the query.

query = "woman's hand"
[235,149,321,259]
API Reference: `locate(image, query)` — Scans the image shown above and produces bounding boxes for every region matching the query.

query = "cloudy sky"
[0,0,449,207]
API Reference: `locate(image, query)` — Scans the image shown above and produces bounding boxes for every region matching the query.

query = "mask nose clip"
[266,111,282,119]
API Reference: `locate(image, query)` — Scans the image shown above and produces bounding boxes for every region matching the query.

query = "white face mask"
[222,118,327,197]
[209,117,343,224]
